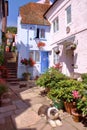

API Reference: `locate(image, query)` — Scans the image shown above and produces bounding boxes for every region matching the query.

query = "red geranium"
[28,58,36,67]
[37,42,45,48]
[21,58,29,65]
[21,58,35,66]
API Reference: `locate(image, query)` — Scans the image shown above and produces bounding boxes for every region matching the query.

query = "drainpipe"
[26,25,29,57]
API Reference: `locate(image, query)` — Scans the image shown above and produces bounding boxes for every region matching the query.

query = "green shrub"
[81,73,87,84]
[0,45,4,65]
[48,79,85,102]
[0,79,8,97]
[77,90,87,115]
[36,67,68,89]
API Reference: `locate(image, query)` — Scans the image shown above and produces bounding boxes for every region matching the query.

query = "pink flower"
[72,90,80,99]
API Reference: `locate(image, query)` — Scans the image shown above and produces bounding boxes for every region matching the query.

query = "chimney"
[45,0,50,5]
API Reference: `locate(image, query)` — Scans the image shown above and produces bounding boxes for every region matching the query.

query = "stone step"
[8,75,17,78]
[6,78,19,82]
[9,82,19,86]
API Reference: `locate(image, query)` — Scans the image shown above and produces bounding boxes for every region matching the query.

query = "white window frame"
[29,50,40,63]
[66,5,71,25]
[53,17,59,33]
[53,50,59,64]
[35,28,45,39]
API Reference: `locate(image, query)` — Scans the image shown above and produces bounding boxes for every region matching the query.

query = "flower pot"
[23,75,30,81]
[55,50,60,54]
[64,102,74,114]
[53,100,64,110]
[71,108,82,122]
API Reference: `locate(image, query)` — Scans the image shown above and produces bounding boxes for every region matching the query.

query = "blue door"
[41,51,49,73]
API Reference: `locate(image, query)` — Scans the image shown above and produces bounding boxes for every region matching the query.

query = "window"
[53,50,59,64]
[35,51,40,62]
[53,17,59,32]
[29,51,40,62]
[35,28,45,39]
[66,5,71,24]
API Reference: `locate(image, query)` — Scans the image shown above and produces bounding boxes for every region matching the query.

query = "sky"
[7,0,53,27]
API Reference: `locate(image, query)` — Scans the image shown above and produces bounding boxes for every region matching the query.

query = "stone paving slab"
[31,103,43,113]
[12,100,28,109]
[11,109,41,130]
[29,119,52,130]
[30,96,50,105]
[0,111,14,119]
[1,81,86,130]
[0,105,16,113]
[0,118,5,124]
[19,91,39,100]
[64,116,86,130]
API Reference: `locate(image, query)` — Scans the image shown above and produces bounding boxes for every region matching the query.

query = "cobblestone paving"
[0,80,87,130]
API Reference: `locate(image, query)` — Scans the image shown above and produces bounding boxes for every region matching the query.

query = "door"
[66,50,74,76]
[41,51,49,73]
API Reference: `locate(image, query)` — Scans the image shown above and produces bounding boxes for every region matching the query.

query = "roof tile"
[19,2,50,25]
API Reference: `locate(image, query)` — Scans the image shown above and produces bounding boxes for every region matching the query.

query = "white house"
[45,0,87,77]
[17,0,52,79]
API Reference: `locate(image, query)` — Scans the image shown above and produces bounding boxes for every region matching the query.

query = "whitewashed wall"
[45,0,87,75]
[17,16,51,78]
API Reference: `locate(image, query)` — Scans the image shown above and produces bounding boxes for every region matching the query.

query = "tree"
[6,27,17,34]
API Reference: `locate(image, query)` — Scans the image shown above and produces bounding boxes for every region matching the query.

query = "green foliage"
[11,46,17,52]
[0,45,4,65]
[77,90,87,115]
[48,79,84,102]
[22,72,31,77]
[81,73,87,84]
[6,27,17,34]
[36,67,68,88]
[0,79,8,97]
[0,84,7,96]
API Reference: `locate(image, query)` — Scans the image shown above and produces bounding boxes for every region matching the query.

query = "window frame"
[35,28,45,39]
[53,49,59,64]
[53,17,59,33]
[29,50,40,63]
[66,5,71,25]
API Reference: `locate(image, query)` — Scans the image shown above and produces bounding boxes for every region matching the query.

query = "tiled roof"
[19,2,51,26]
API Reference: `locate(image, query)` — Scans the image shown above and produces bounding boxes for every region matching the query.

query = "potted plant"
[47,88,64,110]
[22,72,31,81]
[76,90,87,116]
[36,67,68,93]
[54,79,85,114]
[71,44,76,50]
[37,42,45,49]
[21,58,35,67]
[28,58,36,67]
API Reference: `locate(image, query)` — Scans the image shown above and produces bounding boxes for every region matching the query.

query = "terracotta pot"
[23,75,30,81]
[64,102,74,114]
[71,108,82,122]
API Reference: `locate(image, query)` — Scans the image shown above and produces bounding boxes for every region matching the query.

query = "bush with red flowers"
[28,58,36,67]
[0,78,8,98]
[21,58,35,67]
[37,42,45,48]
[0,66,8,78]
[21,58,29,66]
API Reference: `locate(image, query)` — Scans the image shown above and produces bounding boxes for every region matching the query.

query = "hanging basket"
[37,42,45,49]
[71,44,76,50]
[55,50,60,54]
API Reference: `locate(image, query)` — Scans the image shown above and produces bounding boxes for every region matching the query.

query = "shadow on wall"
[16,41,40,79]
